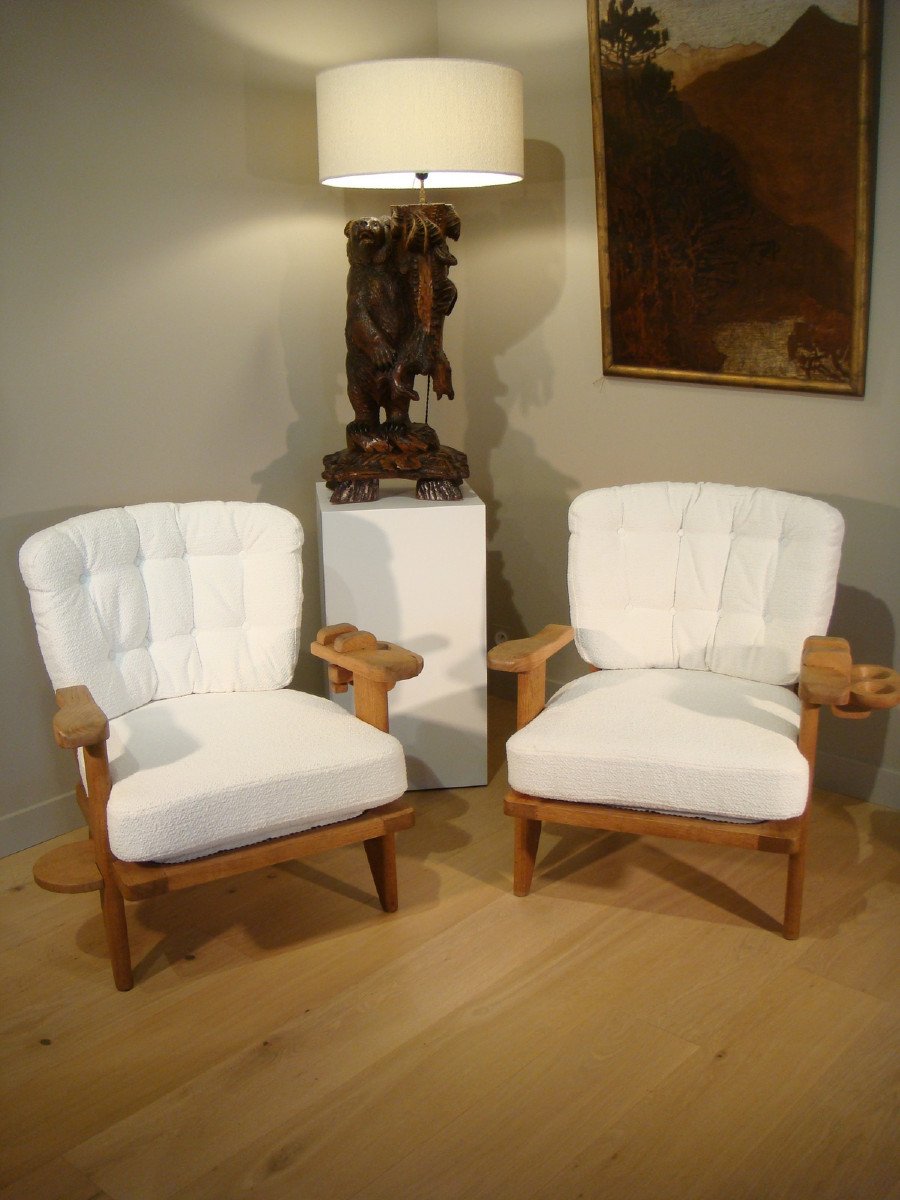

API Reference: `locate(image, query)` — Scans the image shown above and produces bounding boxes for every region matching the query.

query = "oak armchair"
[20,501,423,989]
[490,483,899,938]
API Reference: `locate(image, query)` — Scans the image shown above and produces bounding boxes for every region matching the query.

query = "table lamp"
[316,57,524,502]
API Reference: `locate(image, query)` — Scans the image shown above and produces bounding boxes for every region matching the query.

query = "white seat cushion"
[82,689,407,862]
[507,669,809,822]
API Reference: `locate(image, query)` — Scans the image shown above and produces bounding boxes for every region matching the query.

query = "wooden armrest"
[311,625,423,686]
[799,637,851,706]
[488,624,574,674]
[53,686,110,749]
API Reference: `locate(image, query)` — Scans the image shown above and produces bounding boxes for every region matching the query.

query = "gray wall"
[2,0,897,854]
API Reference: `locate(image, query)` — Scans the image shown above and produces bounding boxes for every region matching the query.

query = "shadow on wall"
[241,48,320,186]
[253,250,342,698]
[3,509,97,822]
[454,140,581,676]
[814,493,899,805]
[239,50,348,694]
[252,133,584,701]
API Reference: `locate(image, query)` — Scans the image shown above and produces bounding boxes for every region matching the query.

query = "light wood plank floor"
[1,701,898,1200]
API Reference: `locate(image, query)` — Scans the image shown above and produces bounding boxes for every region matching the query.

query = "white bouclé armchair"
[490,482,898,937]
[20,500,422,989]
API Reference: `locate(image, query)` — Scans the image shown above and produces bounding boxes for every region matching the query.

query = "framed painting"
[587,0,882,395]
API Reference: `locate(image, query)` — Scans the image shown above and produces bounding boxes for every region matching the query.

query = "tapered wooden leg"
[787,704,819,941]
[513,816,542,897]
[100,878,134,991]
[783,845,806,941]
[364,833,399,912]
[79,741,133,988]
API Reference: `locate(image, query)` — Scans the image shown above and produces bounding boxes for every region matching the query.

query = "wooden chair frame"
[33,624,423,990]
[490,626,896,939]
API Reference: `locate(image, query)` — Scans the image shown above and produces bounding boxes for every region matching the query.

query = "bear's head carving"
[345,216,395,266]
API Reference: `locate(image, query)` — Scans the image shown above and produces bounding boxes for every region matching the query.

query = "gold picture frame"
[587,0,882,395]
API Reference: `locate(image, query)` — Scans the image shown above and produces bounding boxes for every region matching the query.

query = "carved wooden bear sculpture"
[325,203,469,502]
[343,216,406,452]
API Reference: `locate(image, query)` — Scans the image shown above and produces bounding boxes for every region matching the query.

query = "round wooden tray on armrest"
[832,664,900,719]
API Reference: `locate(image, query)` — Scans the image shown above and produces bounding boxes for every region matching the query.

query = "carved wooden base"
[323,423,469,504]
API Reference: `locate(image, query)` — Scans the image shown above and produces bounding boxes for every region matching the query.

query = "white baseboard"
[0,792,83,858]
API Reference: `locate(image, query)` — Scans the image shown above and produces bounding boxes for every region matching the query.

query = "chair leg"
[364,833,399,912]
[513,816,542,897]
[100,877,134,991]
[783,846,806,941]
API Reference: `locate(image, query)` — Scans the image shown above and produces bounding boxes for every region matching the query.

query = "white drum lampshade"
[316,58,524,190]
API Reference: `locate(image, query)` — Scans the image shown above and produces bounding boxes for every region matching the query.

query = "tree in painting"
[598,0,670,74]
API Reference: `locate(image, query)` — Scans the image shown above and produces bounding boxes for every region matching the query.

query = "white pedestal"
[317,481,487,789]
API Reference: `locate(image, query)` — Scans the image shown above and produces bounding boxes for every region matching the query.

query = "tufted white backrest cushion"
[20,501,303,719]
[568,483,843,685]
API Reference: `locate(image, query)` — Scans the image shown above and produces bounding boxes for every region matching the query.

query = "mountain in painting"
[680,5,859,257]
[656,41,764,91]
